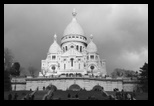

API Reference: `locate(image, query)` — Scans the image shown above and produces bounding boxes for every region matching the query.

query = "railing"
[42,89,54,100]
[21,87,38,100]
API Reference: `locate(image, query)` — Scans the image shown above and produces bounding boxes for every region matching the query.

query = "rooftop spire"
[72,8,77,17]
[90,34,93,41]
[54,33,57,41]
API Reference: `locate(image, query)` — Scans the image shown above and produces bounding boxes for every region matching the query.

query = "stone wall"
[123,80,138,92]
[25,78,124,91]
[11,84,26,91]
[11,77,138,92]
[11,77,26,91]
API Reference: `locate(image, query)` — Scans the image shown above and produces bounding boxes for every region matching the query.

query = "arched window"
[52,55,56,60]
[87,56,89,60]
[80,46,82,52]
[64,64,66,69]
[70,58,74,67]
[76,45,79,51]
[71,45,74,48]
[66,46,67,51]
[90,55,94,59]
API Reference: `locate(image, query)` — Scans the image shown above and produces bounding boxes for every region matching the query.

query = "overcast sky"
[4,4,148,75]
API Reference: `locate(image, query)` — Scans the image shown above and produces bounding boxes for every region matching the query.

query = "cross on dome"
[54,33,57,41]
[90,34,93,41]
[72,8,77,17]
[87,34,97,53]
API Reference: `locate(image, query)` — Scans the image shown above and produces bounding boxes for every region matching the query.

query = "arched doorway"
[69,84,81,91]
[92,85,104,91]
[46,84,57,91]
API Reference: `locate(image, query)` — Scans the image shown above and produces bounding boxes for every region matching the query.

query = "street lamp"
[11,62,20,91]
[11,63,16,91]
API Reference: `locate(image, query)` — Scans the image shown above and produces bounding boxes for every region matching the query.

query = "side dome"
[48,34,61,54]
[87,34,97,53]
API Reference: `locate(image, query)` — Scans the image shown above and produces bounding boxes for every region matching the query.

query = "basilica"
[9,9,137,92]
[39,9,107,77]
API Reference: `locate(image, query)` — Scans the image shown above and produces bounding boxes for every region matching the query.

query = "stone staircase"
[34,91,48,100]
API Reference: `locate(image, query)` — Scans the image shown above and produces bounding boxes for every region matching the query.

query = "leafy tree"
[4,48,13,91]
[28,66,37,77]
[138,62,148,92]
[111,68,136,78]
[4,69,11,91]
[10,62,20,76]
[111,68,124,78]
[125,70,136,77]
[4,48,14,70]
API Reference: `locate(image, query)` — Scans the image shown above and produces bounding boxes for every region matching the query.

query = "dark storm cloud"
[4,4,148,75]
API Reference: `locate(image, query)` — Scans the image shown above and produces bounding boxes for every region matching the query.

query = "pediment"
[61,48,83,57]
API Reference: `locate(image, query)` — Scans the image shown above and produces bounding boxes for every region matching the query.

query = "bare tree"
[4,48,14,70]
[28,66,37,77]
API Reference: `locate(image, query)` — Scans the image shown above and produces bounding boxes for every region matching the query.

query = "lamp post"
[11,63,16,91]
[14,75,16,91]
[12,62,20,91]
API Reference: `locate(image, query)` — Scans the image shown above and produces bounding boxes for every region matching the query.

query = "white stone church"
[39,9,106,77]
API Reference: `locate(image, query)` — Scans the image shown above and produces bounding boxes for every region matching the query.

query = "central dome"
[63,9,84,36]
[63,18,84,36]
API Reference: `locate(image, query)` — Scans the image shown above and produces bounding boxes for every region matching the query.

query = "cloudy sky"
[4,4,148,75]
